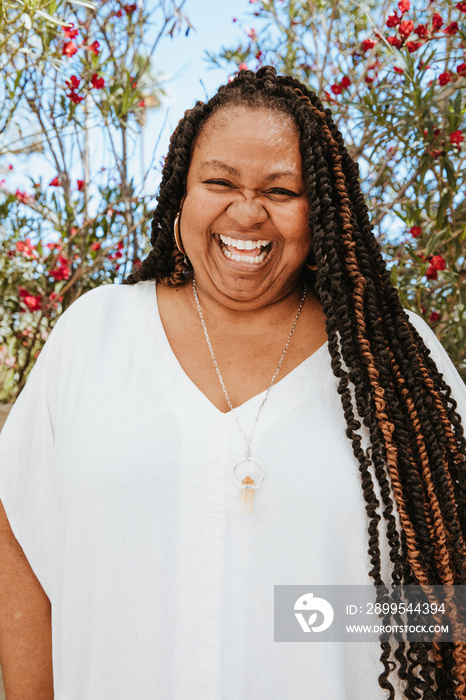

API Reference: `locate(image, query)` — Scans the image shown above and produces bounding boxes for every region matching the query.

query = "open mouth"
[217,234,273,265]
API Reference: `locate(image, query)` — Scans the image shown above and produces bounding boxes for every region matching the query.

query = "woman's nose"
[226,196,268,228]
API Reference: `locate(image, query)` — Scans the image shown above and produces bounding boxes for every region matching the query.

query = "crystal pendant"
[232,457,265,516]
[241,476,255,515]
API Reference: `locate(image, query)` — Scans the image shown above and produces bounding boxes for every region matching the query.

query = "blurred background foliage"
[0,0,191,399]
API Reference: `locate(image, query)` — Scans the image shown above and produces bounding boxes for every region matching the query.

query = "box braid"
[123,66,466,698]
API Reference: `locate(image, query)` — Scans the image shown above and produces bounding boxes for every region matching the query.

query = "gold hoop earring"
[173,211,186,256]
[306,263,317,271]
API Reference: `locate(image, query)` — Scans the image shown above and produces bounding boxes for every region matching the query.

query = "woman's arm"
[0,501,53,700]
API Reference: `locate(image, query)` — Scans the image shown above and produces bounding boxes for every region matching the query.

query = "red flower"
[361,38,377,52]
[62,41,78,57]
[123,3,137,12]
[62,23,78,39]
[340,76,351,88]
[90,242,101,251]
[8,164,13,170]
[429,311,440,322]
[414,23,428,37]
[438,71,452,86]
[432,13,443,31]
[398,20,414,37]
[49,176,61,187]
[450,130,464,146]
[443,22,458,35]
[50,255,71,281]
[394,66,404,74]
[16,239,37,257]
[115,9,123,16]
[431,255,446,270]
[137,99,146,107]
[19,288,42,312]
[406,40,423,52]
[15,189,30,203]
[47,242,61,251]
[398,0,410,13]
[77,179,84,190]
[365,76,374,84]
[409,226,422,237]
[457,63,466,76]
[239,62,248,70]
[387,36,402,47]
[66,75,80,90]
[426,254,446,279]
[386,12,400,27]
[330,83,343,94]
[457,1,466,11]
[246,27,257,40]
[90,74,105,89]
[84,41,100,55]
[428,148,443,158]
[68,91,84,104]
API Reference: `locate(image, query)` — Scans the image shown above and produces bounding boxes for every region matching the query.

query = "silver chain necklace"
[192,277,307,515]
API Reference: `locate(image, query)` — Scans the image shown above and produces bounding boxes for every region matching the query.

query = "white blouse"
[0,280,465,699]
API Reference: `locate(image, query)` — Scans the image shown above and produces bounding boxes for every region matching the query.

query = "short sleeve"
[405,309,466,419]
[0,312,68,599]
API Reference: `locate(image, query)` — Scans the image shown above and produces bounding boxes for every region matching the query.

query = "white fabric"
[0,280,465,700]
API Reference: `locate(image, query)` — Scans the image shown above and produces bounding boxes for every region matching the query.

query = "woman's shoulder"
[47,280,157,353]
[55,279,154,329]
[64,279,155,317]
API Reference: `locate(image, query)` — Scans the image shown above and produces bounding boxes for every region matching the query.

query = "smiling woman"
[179,107,312,307]
[0,66,466,700]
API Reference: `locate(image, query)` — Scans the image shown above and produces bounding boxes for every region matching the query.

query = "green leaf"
[443,158,457,191]
[425,229,447,258]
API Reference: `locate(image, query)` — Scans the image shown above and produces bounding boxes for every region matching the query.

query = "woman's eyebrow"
[199,160,240,176]
[199,160,301,182]
[263,170,301,182]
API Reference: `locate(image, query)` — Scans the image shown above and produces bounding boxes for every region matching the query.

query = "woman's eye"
[204,180,233,187]
[267,188,299,197]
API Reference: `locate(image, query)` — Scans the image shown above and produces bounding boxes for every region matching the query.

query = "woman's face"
[180,106,312,308]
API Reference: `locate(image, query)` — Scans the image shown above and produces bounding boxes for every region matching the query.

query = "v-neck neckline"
[148,280,329,416]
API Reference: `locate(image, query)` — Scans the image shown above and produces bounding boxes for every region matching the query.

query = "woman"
[0,66,465,699]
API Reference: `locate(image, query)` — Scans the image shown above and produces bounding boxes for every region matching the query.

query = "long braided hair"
[124,66,466,698]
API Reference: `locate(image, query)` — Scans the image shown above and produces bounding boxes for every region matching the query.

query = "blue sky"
[142,0,253,180]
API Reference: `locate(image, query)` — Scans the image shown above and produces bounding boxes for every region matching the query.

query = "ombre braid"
[123,66,466,697]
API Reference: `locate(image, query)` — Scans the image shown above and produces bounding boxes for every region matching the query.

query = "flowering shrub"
[209,0,466,378]
[0,0,192,401]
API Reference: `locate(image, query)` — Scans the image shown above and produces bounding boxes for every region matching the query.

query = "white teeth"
[219,234,270,250]
[221,247,268,264]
